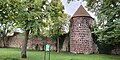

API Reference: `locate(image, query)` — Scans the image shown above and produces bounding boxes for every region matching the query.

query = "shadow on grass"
[70,59,79,60]
[3,57,21,60]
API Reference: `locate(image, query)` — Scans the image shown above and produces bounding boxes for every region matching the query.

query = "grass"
[0,48,120,60]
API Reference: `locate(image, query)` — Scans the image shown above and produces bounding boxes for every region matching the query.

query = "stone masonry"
[70,5,95,54]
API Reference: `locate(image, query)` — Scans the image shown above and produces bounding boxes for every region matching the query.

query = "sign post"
[44,44,50,60]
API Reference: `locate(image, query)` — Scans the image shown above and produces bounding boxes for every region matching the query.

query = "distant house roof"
[72,5,91,18]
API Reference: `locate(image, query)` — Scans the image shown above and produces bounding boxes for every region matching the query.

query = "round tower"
[70,5,94,54]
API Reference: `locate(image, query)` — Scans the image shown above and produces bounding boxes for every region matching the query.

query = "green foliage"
[85,0,120,52]
[0,0,18,38]
[0,0,69,38]
[6,0,68,39]
[10,0,44,34]
[39,0,69,40]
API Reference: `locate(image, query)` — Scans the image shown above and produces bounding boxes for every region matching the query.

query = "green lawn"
[0,48,120,60]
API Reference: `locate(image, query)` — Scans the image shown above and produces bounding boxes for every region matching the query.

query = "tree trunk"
[3,38,6,47]
[1,36,5,47]
[21,30,29,58]
[2,32,6,47]
[57,37,60,53]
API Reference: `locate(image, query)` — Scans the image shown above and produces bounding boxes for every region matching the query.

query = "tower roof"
[72,5,91,17]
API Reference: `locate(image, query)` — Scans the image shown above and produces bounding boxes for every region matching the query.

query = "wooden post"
[44,44,46,60]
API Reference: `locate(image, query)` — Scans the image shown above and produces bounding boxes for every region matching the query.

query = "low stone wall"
[93,43,99,54]
[27,38,56,51]
[111,48,120,55]
[61,36,68,51]
[0,37,9,47]
[8,36,23,48]
[0,38,2,47]
[4,34,57,51]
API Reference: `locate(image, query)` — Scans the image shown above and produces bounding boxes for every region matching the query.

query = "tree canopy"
[0,0,69,58]
[84,0,120,53]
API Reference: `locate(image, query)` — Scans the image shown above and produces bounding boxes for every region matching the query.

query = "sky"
[61,0,97,19]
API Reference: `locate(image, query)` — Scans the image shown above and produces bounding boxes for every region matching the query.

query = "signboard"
[44,44,51,60]
[45,44,50,51]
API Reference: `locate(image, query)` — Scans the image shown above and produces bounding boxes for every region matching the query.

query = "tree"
[12,0,45,58]
[85,0,120,53]
[39,0,69,53]
[50,13,69,53]
[8,0,68,58]
[0,0,17,47]
[2,0,46,58]
[1,0,68,58]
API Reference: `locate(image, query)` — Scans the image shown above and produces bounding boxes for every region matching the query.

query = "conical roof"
[72,5,91,17]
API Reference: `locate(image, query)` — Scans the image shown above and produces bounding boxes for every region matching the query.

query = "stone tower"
[70,5,94,54]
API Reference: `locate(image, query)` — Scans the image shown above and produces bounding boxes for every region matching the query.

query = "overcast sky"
[61,0,97,19]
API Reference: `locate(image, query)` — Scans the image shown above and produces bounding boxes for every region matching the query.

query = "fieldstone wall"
[70,17,95,54]
[0,37,9,47]
[0,34,56,51]
[61,36,68,51]
[8,36,23,48]
[27,36,56,51]
[0,38,2,47]
[111,48,120,55]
